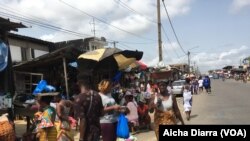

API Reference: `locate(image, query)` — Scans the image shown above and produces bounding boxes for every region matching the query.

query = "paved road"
[134,79,250,140]
[187,79,250,124]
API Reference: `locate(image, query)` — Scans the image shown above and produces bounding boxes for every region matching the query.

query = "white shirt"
[198,79,203,87]
[100,93,118,123]
[154,95,173,112]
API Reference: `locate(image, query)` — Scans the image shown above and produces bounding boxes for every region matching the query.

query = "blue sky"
[1,0,250,73]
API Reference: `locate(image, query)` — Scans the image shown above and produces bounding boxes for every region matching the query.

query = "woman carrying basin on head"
[149,81,185,140]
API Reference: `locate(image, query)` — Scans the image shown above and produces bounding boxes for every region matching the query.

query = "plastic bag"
[0,41,8,72]
[33,80,47,95]
[44,85,56,92]
[116,113,130,139]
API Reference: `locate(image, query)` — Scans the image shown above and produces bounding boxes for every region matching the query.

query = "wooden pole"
[63,57,69,99]
[157,0,163,62]
[188,51,190,74]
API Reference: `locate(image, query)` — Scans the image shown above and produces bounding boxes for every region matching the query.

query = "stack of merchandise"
[0,114,15,141]
[0,92,12,110]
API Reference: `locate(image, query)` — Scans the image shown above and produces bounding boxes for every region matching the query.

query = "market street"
[134,79,250,141]
[186,79,250,124]
[14,79,250,140]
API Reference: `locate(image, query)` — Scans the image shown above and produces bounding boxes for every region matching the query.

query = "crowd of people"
[184,75,212,95]
[31,74,215,141]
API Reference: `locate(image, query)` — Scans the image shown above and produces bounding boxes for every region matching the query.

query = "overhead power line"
[162,44,173,62]
[113,0,157,24]
[162,0,186,54]
[0,7,92,38]
[0,5,156,45]
[59,0,157,41]
[161,26,180,58]
[0,12,91,38]
[118,42,134,50]
[106,38,156,45]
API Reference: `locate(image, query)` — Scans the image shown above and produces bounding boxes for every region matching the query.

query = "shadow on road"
[190,114,198,119]
[207,94,215,96]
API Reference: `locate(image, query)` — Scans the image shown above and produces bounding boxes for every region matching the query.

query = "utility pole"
[193,61,196,72]
[188,51,190,74]
[157,0,163,62]
[90,18,96,37]
[193,61,197,75]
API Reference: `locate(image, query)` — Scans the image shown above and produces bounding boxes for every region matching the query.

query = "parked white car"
[171,80,186,96]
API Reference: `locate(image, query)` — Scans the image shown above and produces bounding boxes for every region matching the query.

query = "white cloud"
[109,15,152,38]
[144,45,250,73]
[0,0,192,42]
[163,0,192,17]
[219,45,248,59]
[164,41,179,50]
[39,32,85,42]
[40,34,55,41]
[191,45,250,73]
[143,44,186,67]
[145,57,159,67]
[230,0,250,13]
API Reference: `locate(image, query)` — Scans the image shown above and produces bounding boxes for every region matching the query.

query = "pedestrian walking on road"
[198,76,203,93]
[203,76,211,94]
[149,81,184,140]
[182,78,192,121]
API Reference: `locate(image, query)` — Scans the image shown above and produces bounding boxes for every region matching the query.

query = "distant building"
[54,36,108,52]
[169,63,189,73]
[8,33,54,63]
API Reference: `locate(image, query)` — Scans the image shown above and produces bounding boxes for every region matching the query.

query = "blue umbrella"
[0,41,8,72]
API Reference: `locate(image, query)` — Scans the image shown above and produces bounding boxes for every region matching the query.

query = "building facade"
[8,33,54,63]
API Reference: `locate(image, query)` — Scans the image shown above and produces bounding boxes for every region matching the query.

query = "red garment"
[137,105,151,126]
[138,105,148,115]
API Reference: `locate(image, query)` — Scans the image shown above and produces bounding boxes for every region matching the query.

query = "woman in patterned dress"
[149,81,184,140]
[36,95,57,141]
[54,94,74,141]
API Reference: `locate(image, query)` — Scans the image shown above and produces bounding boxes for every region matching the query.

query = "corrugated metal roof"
[0,17,26,31]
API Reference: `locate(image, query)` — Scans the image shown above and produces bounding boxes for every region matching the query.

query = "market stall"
[0,17,26,119]
[0,17,26,140]
[13,44,82,99]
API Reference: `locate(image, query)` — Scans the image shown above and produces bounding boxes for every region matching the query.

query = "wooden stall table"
[13,102,38,132]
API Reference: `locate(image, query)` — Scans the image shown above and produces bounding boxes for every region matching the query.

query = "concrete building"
[169,63,189,73]
[9,33,108,64]
[8,33,54,63]
[54,36,108,52]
